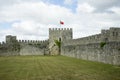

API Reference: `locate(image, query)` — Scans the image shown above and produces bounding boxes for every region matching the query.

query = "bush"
[100,42,106,48]
[54,40,61,48]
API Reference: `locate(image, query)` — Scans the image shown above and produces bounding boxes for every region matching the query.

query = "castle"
[0,27,120,65]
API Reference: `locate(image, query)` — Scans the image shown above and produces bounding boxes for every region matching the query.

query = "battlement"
[18,40,48,44]
[0,42,6,45]
[49,28,72,31]
[63,27,120,46]
[110,27,120,30]
[101,29,109,34]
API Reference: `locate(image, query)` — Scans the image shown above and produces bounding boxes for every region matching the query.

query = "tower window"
[113,32,118,36]
[116,32,118,36]
[113,32,115,36]
[59,38,61,41]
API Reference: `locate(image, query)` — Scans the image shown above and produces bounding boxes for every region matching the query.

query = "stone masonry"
[0,27,120,65]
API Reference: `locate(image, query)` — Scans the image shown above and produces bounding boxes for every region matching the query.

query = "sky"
[0,0,120,42]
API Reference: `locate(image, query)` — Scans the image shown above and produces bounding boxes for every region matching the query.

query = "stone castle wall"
[63,27,120,46]
[19,40,49,55]
[61,42,120,65]
[63,33,102,46]
[0,35,49,56]
[0,27,120,65]
[0,41,20,56]
[61,27,120,65]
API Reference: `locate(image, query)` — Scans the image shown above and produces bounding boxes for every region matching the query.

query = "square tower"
[49,28,72,55]
[6,35,17,44]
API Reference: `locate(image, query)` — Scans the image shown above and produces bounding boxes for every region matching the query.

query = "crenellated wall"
[18,40,48,44]
[0,36,49,56]
[63,34,102,46]
[63,27,120,46]
[0,27,120,65]
[61,27,120,65]
[18,39,49,55]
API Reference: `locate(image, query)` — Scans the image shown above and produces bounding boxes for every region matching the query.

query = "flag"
[60,21,64,25]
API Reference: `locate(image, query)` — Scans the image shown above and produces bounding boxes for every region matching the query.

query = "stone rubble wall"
[0,40,49,56]
[61,42,120,65]
[19,44,47,55]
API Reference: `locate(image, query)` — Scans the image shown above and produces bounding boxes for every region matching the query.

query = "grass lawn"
[0,56,120,80]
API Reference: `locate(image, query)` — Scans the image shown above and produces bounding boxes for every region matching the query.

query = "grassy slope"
[0,56,120,80]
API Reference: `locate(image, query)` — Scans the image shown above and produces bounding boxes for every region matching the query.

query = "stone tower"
[49,28,72,55]
[101,27,120,42]
[6,35,20,53]
[6,35,17,44]
[109,27,120,41]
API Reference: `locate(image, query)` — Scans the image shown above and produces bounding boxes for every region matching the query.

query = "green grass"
[0,56,120,80]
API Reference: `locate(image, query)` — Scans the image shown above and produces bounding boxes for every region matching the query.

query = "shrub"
[54,40,61,48]
[100,42,106,48]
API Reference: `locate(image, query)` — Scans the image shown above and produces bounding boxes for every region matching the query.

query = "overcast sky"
[0,0,120,42]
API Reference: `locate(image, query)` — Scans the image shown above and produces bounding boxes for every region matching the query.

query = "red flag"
[60,21,64,25]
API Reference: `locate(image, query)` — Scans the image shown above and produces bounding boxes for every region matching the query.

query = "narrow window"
[116,32,118,36]
[113,32,115,36]
[59,38,61,41]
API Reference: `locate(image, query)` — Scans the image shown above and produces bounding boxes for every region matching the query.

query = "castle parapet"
[18,39,49,45]
[49,28,72,31]
[2,41,5,44]
[101,29,109,34]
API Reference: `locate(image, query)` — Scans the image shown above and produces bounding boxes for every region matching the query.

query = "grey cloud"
[0,0,42,8]
[0,0,120,42]
[78,0,120,13]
